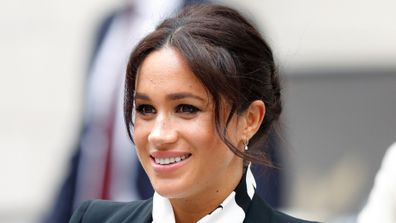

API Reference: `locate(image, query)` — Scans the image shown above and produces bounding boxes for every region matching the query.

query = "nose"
[148,115,178,148]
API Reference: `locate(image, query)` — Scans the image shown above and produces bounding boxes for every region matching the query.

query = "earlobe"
[243,100,265,140]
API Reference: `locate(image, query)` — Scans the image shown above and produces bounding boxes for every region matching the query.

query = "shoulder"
[244,194,320,223]
[69,198,153,223]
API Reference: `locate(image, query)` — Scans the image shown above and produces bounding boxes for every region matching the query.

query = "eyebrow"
[135,92,206,102]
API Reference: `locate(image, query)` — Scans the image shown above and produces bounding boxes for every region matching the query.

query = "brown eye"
[136,104,156,115]
[176,104,200,114]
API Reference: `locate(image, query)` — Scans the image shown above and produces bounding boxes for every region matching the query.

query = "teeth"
[155,155,189,165]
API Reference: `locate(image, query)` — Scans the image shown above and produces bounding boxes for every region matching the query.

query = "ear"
[241,100,265,141]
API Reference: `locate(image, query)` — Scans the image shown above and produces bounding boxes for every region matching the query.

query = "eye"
[176,104,200,114]
[135,104,156,115]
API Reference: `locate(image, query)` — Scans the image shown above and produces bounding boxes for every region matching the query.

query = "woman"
[70,4,318,223]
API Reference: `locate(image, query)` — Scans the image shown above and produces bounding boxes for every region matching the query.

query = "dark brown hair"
[124,4,282,165]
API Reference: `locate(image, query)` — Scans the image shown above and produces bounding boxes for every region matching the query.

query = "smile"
[154,154,191,165]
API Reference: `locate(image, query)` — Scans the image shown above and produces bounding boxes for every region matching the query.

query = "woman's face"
[133,47,244,201]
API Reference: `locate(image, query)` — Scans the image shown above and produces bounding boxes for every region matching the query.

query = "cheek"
[133,121,151,152]
[182,116,217,143]
[133,122,154,176]
[186,115,239,150]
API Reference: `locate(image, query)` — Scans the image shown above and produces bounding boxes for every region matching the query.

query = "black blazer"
[70,193,319,223]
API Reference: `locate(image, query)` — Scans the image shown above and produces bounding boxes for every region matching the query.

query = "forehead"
[136,48,208,97]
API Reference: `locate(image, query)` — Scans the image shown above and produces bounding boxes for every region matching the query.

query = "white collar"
[152,166,256,223]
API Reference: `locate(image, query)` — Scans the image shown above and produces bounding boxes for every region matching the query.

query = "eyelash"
[135,104,156,115]
[135,104,200,116]
[176,104,200,114]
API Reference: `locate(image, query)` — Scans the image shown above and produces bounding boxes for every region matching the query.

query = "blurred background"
[0,0,395,222]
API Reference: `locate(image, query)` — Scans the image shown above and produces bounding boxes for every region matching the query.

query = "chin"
[155,188,182,199]
[152,179,191,199]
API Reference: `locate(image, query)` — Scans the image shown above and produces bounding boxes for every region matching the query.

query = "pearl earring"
[244,140,249,151]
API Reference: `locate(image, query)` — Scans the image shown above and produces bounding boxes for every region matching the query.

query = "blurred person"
[70,4,317,222]
[357,142,396,223]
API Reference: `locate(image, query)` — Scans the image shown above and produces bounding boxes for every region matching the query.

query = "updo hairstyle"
[124,4,282,165]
